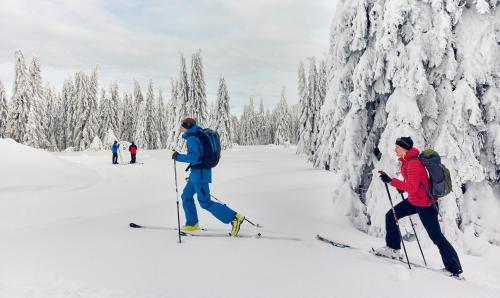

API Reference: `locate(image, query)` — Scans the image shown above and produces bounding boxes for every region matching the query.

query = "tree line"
[0,50,299,151]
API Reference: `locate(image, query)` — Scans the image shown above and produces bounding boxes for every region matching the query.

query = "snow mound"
[0,138,97,192]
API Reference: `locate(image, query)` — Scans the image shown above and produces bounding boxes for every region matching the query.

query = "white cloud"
[0,0,338,114]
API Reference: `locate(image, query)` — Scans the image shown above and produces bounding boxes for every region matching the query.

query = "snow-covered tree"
[0,81,8,138]
[24,56,51,149]
[212,76,233,150]
[239,98,258,145]
[189,51,208,126]
[98,89,111,140]
[157,89,168,148]
[102,129,118,148]
[307,57,321,156]
[98,83,120,142]
[289,103,301,145]
[178,55,190,120]
[61,77,75,149]
[313,0,500,249]
[166,79,180,149]
[109,82,121,138]
[273,88,291,146]
[44,86,59,151]
[231,115,240,144]
[121,92,134,142]
[50,88,65,150]
[296,61,309,153]
[170,56,190,149]
[132,80,148,149]
[257,99,271,145]
[144,80,161,149]
[73,67,99,151]
[6,50,31,143]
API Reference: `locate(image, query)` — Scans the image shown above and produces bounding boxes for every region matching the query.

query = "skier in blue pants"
[111,141,120,164]
[169,118,245,236]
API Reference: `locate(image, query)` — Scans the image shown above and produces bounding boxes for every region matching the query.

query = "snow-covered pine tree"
[257,99,269,145]
[51,87,65,150]
[120,92,134,143]
[132,80,148,149]
[273,88,291,146]
[109,82,121,138]
[171,55,190,149]
[102,129,118,149]
[314,0,500,248]
[265,108,274,145]
[231,115,240,144]
[189,50,208,126]
[62,77,75,149]
[73,67,99,151]
[177,54,189,120]
[44,85,59,151]
[0,81,8,138]
[239,98,258,145]
[98,88,112,140]
[145,80,161,149]
[212,76,233,150]
[307,57,321,157]
[166,79,180,149]
[313,58,328,152]
[6,50,31,143]
[24,56,51,149]
[289,103,301,145]
[296,61,309,153]
[157,89,168,148]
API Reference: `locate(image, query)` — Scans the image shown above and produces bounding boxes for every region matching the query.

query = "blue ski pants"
[181,180,236,226]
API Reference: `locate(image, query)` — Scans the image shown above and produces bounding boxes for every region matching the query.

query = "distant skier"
[375,136,463,277]
[169,117,245,236]
[129,142,138,164]
[111,141,120,164]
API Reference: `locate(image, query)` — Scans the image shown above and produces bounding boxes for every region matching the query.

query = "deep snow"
[1,140,499,297]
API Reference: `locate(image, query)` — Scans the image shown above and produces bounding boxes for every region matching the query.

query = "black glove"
[373,147,382,161]
[397,188,404,194]
[169,149,178,160]
[378,171,392,183]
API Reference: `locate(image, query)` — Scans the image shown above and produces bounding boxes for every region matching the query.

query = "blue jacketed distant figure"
[111,141,120,164]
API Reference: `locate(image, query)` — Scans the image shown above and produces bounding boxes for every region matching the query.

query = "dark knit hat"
[181,118,197,129]
[396,137,413,150]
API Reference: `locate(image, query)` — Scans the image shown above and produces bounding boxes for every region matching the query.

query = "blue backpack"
[191,128,221,169]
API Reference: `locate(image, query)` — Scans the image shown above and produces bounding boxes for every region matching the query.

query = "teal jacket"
[174,125,212,183]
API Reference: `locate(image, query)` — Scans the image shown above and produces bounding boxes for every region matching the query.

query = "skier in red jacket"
[375,136,463,277]
[129,142,138,164]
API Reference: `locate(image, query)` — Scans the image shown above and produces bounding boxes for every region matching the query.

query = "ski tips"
[129,222,142,228]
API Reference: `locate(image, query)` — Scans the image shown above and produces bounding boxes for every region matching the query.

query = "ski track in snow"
[1,144,500,298]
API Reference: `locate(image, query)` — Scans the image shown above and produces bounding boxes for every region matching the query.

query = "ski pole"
[174,160,182,243]
[383,182,411,269]
[209,194,262,228]
[400,193,427,266]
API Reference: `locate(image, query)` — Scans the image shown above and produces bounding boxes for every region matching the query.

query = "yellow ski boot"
[181,223,200,232]
[231,214,245,236]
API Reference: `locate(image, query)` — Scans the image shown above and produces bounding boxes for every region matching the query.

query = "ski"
[129,222,301,241]
[316,235,464,280]
[369,248,465,280]
[180,230,302,241]
[316,234,353,249]
[129,222,207,231]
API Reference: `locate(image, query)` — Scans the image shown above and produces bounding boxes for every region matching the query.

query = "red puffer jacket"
[390,148,435,207]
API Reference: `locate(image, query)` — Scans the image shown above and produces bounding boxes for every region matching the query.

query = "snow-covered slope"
[0,145,499,297]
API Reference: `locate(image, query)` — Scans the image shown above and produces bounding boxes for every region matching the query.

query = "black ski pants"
[112,153,118,164]
[130,154,136,163]
[385,199,463,274]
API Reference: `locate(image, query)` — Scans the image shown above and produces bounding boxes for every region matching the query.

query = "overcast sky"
[0,0,337,114]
